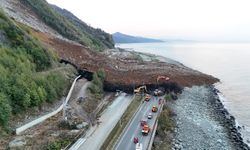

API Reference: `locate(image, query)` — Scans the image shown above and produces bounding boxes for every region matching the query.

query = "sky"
[47,0,250,42]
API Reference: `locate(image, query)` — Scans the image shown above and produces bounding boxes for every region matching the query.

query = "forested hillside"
[0,10,73,127]
[22,0,114,51]
[51,5,114,49]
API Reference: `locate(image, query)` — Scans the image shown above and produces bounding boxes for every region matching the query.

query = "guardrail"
[147,98,165,150]
[15,75,81,135]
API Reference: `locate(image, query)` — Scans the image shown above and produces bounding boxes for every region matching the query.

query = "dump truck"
[152,106,158,112]
[142,124,150,135]
[145,94,151,101]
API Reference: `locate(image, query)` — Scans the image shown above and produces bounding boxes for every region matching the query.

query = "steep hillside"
[51,5,114,49]
[21,0,114,51]
[0,10,74,128]
[113,32,164,43]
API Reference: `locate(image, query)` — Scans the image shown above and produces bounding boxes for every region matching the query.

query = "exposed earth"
[0,0,219,93]
[32,30,219,92]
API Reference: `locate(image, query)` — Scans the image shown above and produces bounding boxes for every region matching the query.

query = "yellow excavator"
[134,86,147,94]
[157,76,170,83]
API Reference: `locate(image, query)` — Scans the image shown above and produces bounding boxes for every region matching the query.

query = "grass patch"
[45,139,71,150]
[152,105,175,150]
[164,94,172,101]
[100,95,142,150]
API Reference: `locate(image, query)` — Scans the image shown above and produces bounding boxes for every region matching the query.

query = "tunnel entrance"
[60,59,93,81]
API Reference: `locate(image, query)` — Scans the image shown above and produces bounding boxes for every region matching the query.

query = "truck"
[152,106,158,112]
[142,124,150,135]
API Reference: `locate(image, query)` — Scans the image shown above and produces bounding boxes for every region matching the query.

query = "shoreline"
[169,85,249,150]
[212,86,250,149]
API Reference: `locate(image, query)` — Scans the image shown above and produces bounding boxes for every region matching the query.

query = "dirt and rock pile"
[33,31,219,93]
[0,0,219,92]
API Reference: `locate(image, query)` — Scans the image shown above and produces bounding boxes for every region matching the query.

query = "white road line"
[115,102,145,149]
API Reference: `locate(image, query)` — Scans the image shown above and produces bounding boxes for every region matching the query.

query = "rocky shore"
[170,86,249,150]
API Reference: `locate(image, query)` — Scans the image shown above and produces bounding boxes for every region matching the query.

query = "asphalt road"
[70,93,133,150]
[114,95,162,150]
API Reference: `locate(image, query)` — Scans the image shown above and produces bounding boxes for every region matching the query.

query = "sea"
[117,42,250,145]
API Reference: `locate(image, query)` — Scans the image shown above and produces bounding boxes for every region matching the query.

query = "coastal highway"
[114,95,162,150]
[70,93,133,150]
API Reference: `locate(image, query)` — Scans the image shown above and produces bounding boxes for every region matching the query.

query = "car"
[136,143,143,150]
[140,119,147,126]
[147,113,153,119]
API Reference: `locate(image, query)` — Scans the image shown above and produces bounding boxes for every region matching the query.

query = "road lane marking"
[115,101,146,149]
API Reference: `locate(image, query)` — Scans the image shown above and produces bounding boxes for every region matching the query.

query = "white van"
[136,143,143,150]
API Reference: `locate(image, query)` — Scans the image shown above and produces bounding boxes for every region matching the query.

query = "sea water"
[117,42,250,144]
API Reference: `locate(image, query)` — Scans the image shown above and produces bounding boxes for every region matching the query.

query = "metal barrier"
[15,75,81,135]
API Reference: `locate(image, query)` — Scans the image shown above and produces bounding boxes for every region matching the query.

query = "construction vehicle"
[134,86,147,94]
[136,143,143,150]
[142,124,150,135]
[144,94,151,101]
[157,76,170,83]
[153,89,164,96]
[152,106,158,112]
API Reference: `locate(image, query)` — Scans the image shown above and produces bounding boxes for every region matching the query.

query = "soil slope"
[0,0,219,92]
[33,30,218,90]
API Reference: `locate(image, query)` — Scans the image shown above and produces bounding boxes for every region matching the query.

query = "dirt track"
[33,31,219,91]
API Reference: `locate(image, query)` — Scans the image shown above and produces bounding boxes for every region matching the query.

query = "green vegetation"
[158,106,174,132]
[164,94,171,101]
[153,105,175,150]
[88,69,105,100]
[46,139,70,150]
[51,5,114,49]
[0,10,71,127]
[101,96,142,150]
[23,0,114,51]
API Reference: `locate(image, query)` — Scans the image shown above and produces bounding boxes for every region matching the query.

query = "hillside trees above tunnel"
[0,10,73,127]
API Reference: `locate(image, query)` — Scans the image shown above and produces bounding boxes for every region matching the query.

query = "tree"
[0,93,12,126]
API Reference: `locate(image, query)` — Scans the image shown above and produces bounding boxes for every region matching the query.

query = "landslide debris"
[0,0,219,93]
[33,30,219,92]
